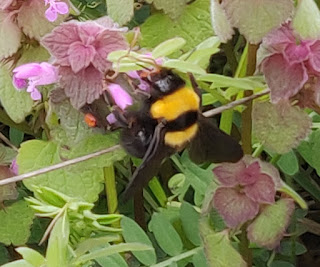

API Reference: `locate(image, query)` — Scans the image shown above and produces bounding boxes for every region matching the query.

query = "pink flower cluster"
[213,156,280,227]
[258,23,320,108]
[44,0,69,22]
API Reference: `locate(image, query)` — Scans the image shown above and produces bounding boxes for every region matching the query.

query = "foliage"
[0,0,320,267]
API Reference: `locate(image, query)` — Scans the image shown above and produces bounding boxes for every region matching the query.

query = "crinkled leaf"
[180,202,201,246]
[0,12,21,60]
[223,0,294,44]
[46,214,69,267]
[0,64,33,123]
[15,247,45,267]
[213,187,259,228]
[298,129,320,176]
[17,140,104,202]
[0,166,18,202]
[121,216,156,265]
[149,212,183,256]
[252,102,311,154]
[277,151,299,176]
[213,161,245,187]
[47,99,98,147]
[0,200,34,246]
[199,219,246,267]
[18,45,51,64]
[17,0,67,40]
[293,0,320,39]
[0,144,17,165]
[153,0,188,20]
[247,198,295,249]
[210,0,234,43]
[152,37,186,58]
[107,0,134,26]
[141,0,212,55]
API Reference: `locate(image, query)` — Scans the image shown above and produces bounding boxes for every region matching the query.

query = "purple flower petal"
[30,88,42,101]
[213,161,246,187]
[108,83,133,110]
[244,174,276,204]
[12,76,27,90]
[213,187,260,228]
[10,159,18,175]
[13,63,43,79]
[55,2,69,15]
[45,6,58,22]
[106,113,117,124]
[262,54,309,102]
[237,161,261,185]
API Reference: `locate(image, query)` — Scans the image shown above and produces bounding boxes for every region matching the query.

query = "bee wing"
[122,123,174,202]
[189,115,243,164]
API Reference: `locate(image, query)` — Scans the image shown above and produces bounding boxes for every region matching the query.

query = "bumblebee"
[113,69,244,201]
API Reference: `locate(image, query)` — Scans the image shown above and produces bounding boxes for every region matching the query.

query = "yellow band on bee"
[164,123,198,148]
[150,87,200,121]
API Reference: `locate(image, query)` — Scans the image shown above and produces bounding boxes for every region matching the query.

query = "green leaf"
[95,252,128,267]
[0,64,33,123]
[15,247,46,267]
[280,240,307,256]
[270,261,295,267]
[0,244,9,265]
[47,100,96,147]
[149,212,183,256]
[0,166,18,202]
[163,59,206,75]
[46,213,70,267]
[152,37,186,59]
[291,171,320,202]
[0,143,17,165]
[17,140,104,202]
[1,260,34,267]
[293,0,320,39]
[197,74,265,90]
[121,216,156,265]
[9,128,24,147]
[106,0,134,26]
[277,151,299,176]
[153,0,188,20]
[141,0,213,55]
[247,199,295,249]
[0,200,34,246]
[192,249,208,267]
[199,218,246,267]
[298,129,320,176]
[74,243,153,265]
[180,202,201,246]
[253,102,311,154]
[223,0,294,44]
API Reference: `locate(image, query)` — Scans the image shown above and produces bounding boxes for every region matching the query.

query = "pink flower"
[10,159,18,176]
[127,71,151,91]
[41,18,128,108]
[44,0,69,22]
[258,23,320,108]
[12,62,58,100]
[213,157,277,228]
[108,83,133,110]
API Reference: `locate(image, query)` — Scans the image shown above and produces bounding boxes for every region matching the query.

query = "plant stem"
[241,44,258,154]
[239,225,252,266]
[104,165,118,214]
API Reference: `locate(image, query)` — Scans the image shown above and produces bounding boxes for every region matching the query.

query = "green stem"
[148,177,167,207]
[104,166,118,214]
[241,44,258,155]
[239,225,252,266]
[252,144,264,157]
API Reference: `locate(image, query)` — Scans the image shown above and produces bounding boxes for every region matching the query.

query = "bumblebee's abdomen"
[165,123,198,147]
[150,87,200,121]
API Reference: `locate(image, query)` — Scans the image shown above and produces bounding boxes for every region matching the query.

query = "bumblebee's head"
[148,69,185,95]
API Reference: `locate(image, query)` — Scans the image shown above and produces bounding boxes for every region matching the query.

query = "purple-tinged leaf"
[213,187,259,228]
[261,54,308,103]
[308,41,320,72]
[213,160,245,187]
[0,166,18,202]
[244,174,275,204]
[247,198,295,249]
[222,0,294,44]
[253,101,312,154]
[237,161,261,185]
[0,0,13,10]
